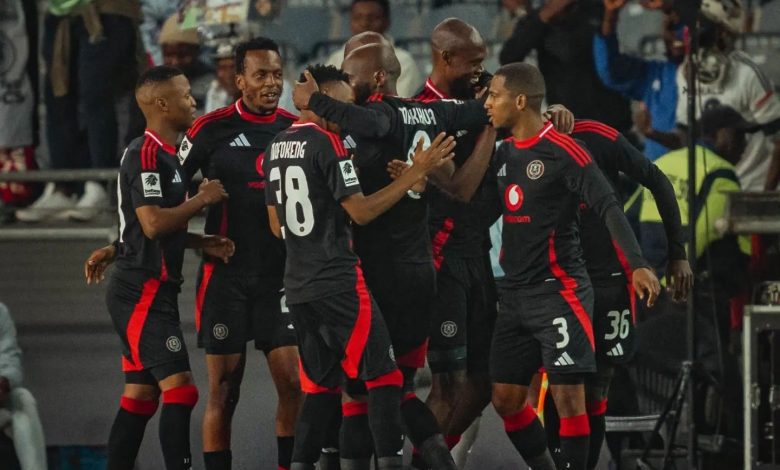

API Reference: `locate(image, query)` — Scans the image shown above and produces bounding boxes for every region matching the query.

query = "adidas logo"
[553,351,575,366]
[606,343,625,357]
[171,170,182,183]
[343,135,357,149]
[229,133,251,147]
[497,163,506,177]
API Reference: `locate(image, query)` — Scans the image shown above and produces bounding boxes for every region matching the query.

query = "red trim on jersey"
[126,278,161,370]
[431,217,455,271]
[188,105,236,137]
[277,107,299,120]
[403,391,417,403]
[342,401,369,417]
[547,233,595,348]
[366,93,384,102]
[755,90,775,109]
[195,262,215,332]
[587,399,608,416]
[236,99,280,123]
[293,121,349,157]
[342,265,372,378]
[424,78,448,99]
[572,120,619,141]
[159,247,169,282]
[546,130,592,167]
[560,414,590,437]
[141,136,158,171]
[144,129,176,154]
[120,396,158,416]
[511,122,554,149]
[396,339,429,369]
[611,241,636,324]
[365,368,403,389]
[162,384,199,406]
[218,201,229,236]
[502,405,538,432]
[298,359,341,394]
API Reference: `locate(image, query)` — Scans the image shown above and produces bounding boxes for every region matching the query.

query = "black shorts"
[592,279,637,365]
[490,283,597,385]
[106,275,190,379]
[195,262,296,354]
[362,257,435,369]
[289,269,397,393]
[428,255,497,373]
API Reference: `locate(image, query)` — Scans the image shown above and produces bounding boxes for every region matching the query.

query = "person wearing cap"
[159,14,213,115]
[639,104,751,305]
[205,43,240,114]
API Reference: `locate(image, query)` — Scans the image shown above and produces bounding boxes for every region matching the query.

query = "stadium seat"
[616,3,663,53]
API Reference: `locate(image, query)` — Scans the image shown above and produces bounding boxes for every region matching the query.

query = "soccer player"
[264,64,456,470]
[535,118,693,467]
[175,37,301,470]
[484,62,660,470]
[87,65,232,470]
[293,43,493,470]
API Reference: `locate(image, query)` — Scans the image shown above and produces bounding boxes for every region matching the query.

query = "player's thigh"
[592,281,636,365]
[428,258,470,374]
[489,291,541,387]
[466,256,498,372]
[288,300,344,393]
[249,276,297,355]
[533,287,596,380]
[196,264,251,355]
[388,262,436,370]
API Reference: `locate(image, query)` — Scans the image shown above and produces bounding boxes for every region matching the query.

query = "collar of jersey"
[235,99,278,123]
[424,78,449,99]
[144,129,176,154]
[509,122,554,149]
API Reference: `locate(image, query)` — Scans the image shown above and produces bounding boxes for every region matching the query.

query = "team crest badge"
[440,321,458,338]
[527,160,544,180]
[166,336,182,352]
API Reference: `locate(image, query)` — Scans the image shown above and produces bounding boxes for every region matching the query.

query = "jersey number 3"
[269,166,314,236]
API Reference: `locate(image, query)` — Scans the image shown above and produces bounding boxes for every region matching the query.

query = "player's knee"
[209,378,241,410]
[491,386,525,417]
[585,365,614,404]
[277,373,303,403]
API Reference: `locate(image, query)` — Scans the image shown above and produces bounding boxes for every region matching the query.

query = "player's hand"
[544,104,574,134]
[197,178,228,205]
[387,159,428,193]
[634,103,652,136]
[293,70,320,111]
[539,0,576,22]
[633,267,661,308]
[603,0,627,12]
[85,244,117,285]
[410,133,456,175]
[201,235,235,264]
[666,259,693,303]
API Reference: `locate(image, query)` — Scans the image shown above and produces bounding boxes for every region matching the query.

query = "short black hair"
[135,65,184,90]
[495,62,546,111]
[352,0,390,18]
[300,64,350,88]
[235,36,281,74]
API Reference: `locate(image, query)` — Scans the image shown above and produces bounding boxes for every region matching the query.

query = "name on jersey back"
[399,107,437,126]
[270,141,307,160]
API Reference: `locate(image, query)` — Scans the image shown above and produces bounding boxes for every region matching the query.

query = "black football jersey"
[115,130,188,286]
[263,122,364,305]
[415,79,497,261]
[492,122,646,293]
[178,99,297,274]
[571,120,685,283]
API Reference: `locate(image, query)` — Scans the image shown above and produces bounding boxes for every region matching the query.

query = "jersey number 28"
[269,166,314,236]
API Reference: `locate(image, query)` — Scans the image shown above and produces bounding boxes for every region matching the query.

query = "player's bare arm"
[428,125,497,202]
[342,132,455,225]
[136,178,227,239]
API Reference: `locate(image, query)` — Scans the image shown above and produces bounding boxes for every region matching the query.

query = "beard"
[353,81,374,105]
[450,74,476,100]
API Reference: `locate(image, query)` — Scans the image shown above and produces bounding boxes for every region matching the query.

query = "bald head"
[343,31,390,58]
[431,18,484,54]
[343,43,400,102]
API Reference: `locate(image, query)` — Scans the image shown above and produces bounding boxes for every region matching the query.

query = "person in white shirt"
[326,0,423,97]
[205,42,240,114]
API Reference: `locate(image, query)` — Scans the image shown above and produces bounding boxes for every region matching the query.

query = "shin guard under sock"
[502,405,556,470]
[292,393,341,466]
[586,400,607,470]
[107,397,158,470]
[203,450,231,470]
[160,385,199,470]
[278,436,294,470]
[318,410,342,470]
[339,402,372,470]
[559,414,590,470]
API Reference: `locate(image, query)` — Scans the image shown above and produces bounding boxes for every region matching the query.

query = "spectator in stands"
[17,0,142,223]
[499,0,634,133]
[495,0,529,41]
[159,14,212,114]
[0,303,47,470]
[595,0,686,160]
[205,42,240,113]
[0,0,40,215]
[139,0,177,65]
[640,0,780,191]
[326,0,423,97]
